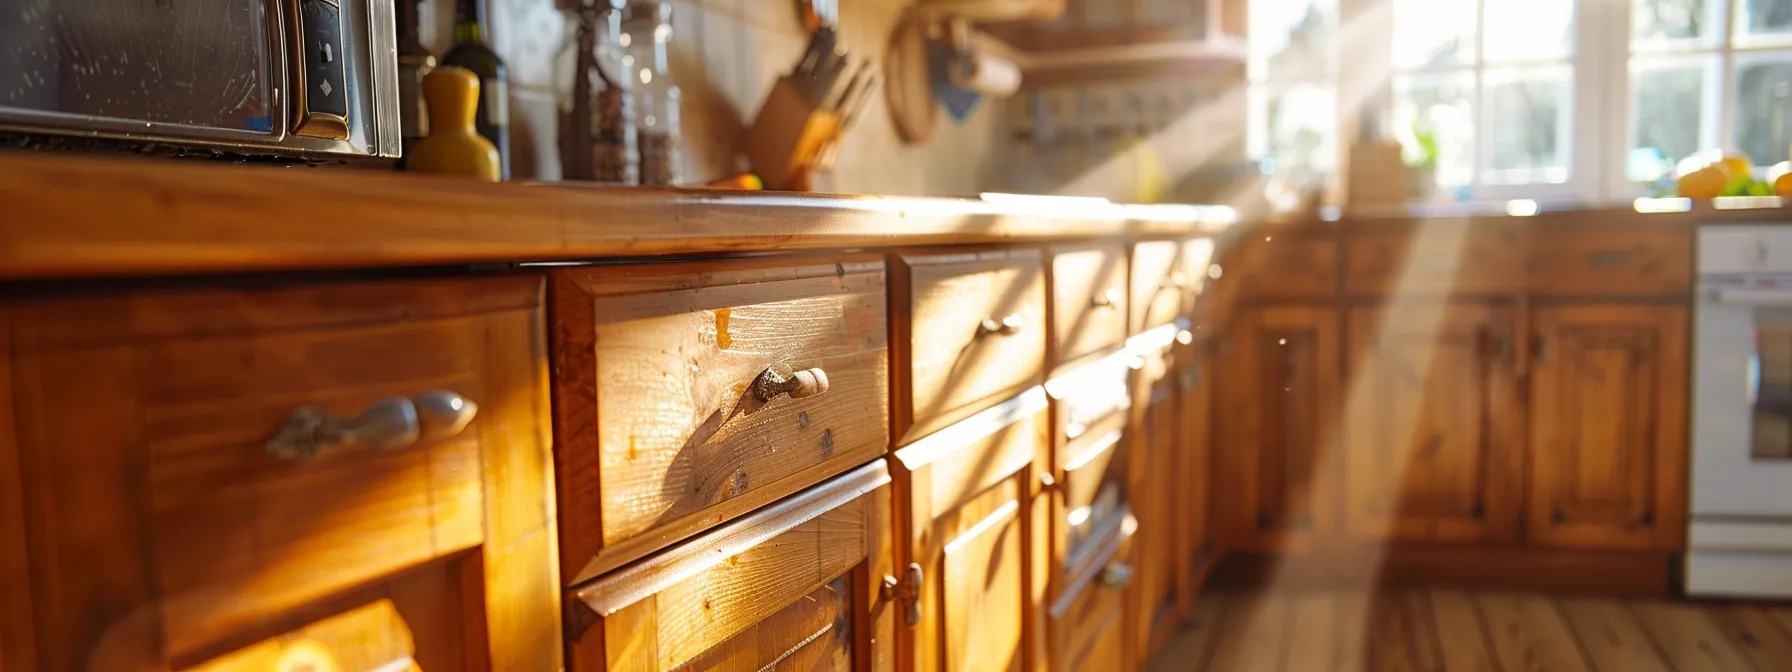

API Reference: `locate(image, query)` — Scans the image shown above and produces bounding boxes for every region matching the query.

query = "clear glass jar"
[623,2,682,185]
[556,0,637,184]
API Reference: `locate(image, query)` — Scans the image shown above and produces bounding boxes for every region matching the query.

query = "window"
[1247,0,1339,176]
[1392,0,1580,195]
[1629,0,1792,186]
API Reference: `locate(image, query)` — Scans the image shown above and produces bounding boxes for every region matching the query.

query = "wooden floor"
[1149,587,1792,671]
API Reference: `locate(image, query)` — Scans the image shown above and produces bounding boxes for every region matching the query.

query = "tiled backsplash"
[417,0,1006,196]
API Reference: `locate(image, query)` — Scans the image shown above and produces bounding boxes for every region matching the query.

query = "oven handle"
[1709,287,1792,305]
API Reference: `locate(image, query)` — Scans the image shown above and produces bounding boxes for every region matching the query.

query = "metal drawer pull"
[752,365,831,402]
[1091,288,1121,308]
[979,313,1026,336]
[1100,561,1133,590]
[266,390,478,462]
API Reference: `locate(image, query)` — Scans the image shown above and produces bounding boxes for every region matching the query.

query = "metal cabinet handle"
[752,365,830,402]
[1091,288,1121,309]
[900,562,925,628]
[979,314,1026,336]
[266,390,477,462]
[1100,562,1133,590]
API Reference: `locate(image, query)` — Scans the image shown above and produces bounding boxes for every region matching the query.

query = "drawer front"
[3,276,549,669]
[899,249,1047,442]
[1050,244,1128,366]
[567,462,894,672]
[1345,228,1523,295]
[894,389,1049,530]
[1131,241,1187,334]
[551,259,890,582]
[1219,234,1336,300]
[1526,228,1692,295]
[1050,517,1133,672]
[1061,428,1128,563]
[1046,353,1133,468]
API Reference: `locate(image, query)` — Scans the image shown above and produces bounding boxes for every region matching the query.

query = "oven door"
[1692,282,1792,517]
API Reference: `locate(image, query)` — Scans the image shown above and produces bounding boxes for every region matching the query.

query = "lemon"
[1719,152,1755,187]
[1678,166,1728,199]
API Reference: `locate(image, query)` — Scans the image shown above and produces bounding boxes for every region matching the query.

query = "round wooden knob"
[752,365,830,402]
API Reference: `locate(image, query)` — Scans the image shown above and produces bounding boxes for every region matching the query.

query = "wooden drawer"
[895,249,1047,443]
[550,258,890,583]
[1050,244,1129,367]
[565,461,894,672]
[1216,233,1336,300]
[0,276,559,671]
[1050,512,1134,672]
[1345,227,1523,295]
[890,388,1048,672]
[1525,228,1692,295]
[1131,239,1212,335]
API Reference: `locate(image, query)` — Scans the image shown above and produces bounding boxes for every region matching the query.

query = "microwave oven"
[0,0,399,160]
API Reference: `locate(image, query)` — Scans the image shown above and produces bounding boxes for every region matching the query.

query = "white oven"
[1688,225,1792,597]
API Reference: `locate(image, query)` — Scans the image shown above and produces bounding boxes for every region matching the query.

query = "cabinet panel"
[897,249,1048,443]
[1528,305,1688,550]
[1050,244,1129,367]
[1342,303,1522,542]
[567,462,893,672]
[943,492,1026,672]
[1216,305,1340,551]
[1132,380,1182,657]
[1048,512,1133,672]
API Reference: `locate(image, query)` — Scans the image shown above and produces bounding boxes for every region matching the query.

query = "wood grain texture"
[1219,233,1338,300]
[1215,304,1340,552]
[896,249,1048,444]
[1211,546,1674,598]
[1341,302,1522,543]
[1154,588,1792,672]
[181,599,420,672]
[1134,381,1183,659]
[1525,227,1692,296]
[1131,240,1186,337]
[0,307,34,672]
[1048,244,1129,368]
[551,257,890,582]
[0,152,1234,281]
[1344,227,1524,296]
[569,468,889,672]
[3,276,555,670]
[1528,304,1688,551]
[1050,516,1132,672]
[942,494,1025,672]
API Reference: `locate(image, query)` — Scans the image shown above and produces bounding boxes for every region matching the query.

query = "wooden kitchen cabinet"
[1047,512,1135,672]
[1527,304,1689,551]
[1341,303,1523,543]
[564,461,895,672]
[890,391,1049,672]
[1131,361,1182,656]
[1215,304,1340,552]
[0,276,561,672]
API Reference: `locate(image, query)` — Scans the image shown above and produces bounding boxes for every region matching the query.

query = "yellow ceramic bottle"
[407,66,501,181]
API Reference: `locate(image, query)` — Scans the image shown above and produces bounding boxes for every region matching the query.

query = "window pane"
[1394,0,1476,69]
[1249,84,1338,172]
[1634,0,1719,49]
[1249,0,1337,82]
[1482,67,1572,184]
[1736,0,1792,44]
[1731,54,1792,166]
[1484,0,1574,62]
[1631,58,1713,181]
[1393,72,1474,188]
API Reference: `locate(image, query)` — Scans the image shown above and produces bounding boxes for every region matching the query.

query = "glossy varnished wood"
[564,461,893,672]
[549,257,890,583]
[1528,304,1688,551]
[1048,244,1129,368]
[1152,587,1792,672]
[1,276,561,671]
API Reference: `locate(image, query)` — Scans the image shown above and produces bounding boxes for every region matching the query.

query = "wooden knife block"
[743,75,842,191]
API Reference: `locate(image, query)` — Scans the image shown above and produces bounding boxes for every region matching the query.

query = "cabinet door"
[1342,303,1522,542]
[1131,378,1180,658]
[1528,305,1688,550]
[1215,305,1340,551]
[893,392,1048,672]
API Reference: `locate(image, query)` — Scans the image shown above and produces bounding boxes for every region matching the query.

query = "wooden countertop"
[6,151,1792,281]
[0,153,1233,281]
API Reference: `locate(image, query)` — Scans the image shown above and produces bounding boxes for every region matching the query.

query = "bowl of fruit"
[1675,150,1792,198]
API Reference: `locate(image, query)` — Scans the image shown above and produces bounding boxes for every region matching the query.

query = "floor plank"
[1366,590,1444,672]
[1474,592,1592,672]
[1705,605,1792,671]
[1147,592,1226,672]
[1203,590,1293,672]
[1627,602,1759,672]
[1556,598,1672,672]
[1281,591,1339,672]
[1333,588,1372,672]
[1426,589,1498,672]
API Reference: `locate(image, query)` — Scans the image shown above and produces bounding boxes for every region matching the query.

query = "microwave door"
[1692,285,1792,517]
[0,0,282,140]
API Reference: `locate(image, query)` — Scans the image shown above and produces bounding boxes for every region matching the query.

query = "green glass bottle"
[442,0,510,180]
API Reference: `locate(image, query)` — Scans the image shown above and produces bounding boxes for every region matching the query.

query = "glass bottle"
[623,2,682,185]
[441,0,510,180]
[557,0,637,184]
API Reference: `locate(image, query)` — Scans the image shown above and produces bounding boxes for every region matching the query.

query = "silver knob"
[266,390,478,462]
[978,313,1026,336]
